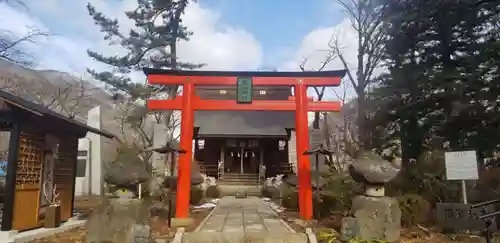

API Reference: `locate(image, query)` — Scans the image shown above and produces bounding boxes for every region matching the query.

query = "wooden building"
[0,90,113,231]
[193,85,295,180]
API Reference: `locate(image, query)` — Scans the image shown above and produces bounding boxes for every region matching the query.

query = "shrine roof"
[195,111,294,138]
[0,90,114,138]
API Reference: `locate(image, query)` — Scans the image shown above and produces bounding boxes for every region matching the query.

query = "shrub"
[323,175,363,212]
[281,186,299,211]
[261,186,280,199]
[313,191,342,219]
[205,185,221,198]
[397,194,430,226]
[190,186,204,205]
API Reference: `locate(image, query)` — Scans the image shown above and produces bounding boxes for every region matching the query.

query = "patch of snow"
[193,203,217,209]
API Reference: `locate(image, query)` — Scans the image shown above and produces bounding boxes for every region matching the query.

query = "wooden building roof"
[0,90,114,138]
[195,111,294,138]
[194,85,294,138]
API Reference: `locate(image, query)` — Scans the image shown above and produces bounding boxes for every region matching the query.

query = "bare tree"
[320,78,358,173]
[0,0,28,10]
[0,72,95,118]
[300,51,337,129]
[328,0,387,150]
[108,97,181,169]
[0,29,49,67]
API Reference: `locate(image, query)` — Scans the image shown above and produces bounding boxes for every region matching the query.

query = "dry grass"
[278,209,497,243]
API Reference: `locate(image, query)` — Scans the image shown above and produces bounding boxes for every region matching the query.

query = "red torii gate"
[145,68,345,220]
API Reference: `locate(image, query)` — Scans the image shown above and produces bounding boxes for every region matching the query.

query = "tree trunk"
[149,3,185,198]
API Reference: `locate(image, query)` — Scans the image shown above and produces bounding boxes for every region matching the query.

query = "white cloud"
[277,18,360,123]
[278,18,360,105]
[0,1,263,76]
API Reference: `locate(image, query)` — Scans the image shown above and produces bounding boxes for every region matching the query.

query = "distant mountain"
[0,59,131,137]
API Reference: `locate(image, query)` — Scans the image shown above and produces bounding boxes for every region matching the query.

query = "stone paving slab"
[182,232,308,243]
[197,197,291,234]
[183,197,307,242]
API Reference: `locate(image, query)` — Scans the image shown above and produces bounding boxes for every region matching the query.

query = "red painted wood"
[147,74,341,86]
[176,82,194,218]
[294,83,313,220]
[147,98,341,112]
[287,96,314,101]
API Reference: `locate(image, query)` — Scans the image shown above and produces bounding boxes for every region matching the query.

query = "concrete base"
[0,219,86,243]
[171,217,194,227]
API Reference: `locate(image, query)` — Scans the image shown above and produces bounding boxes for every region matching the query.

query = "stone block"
[171,217,194,227]
[132,224,151,238]
[131,224,151,243]
[235,190,247,198]
[343,195,401,242]
[340,217,359,241]
[85,198,150,243]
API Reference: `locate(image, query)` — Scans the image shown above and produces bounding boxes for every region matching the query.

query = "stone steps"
[218,185,261,197]
[219,173,260,179]
[217,180,261,186]
[218,173,262,187]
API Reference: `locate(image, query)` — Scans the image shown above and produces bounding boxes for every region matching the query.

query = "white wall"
[74,106,103,196]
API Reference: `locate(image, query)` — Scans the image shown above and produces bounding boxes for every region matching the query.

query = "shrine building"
[194,85,295,184]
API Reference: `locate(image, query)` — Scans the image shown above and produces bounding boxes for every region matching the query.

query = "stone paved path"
[197,197,290,233]
[182,197,307,243]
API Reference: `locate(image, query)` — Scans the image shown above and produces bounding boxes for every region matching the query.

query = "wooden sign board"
[309,129,324,148]
[236,77,253,104]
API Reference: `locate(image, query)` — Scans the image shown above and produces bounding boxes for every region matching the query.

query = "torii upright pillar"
[294,81,312,217]
[144,68,345,220]
[177,82,195,218]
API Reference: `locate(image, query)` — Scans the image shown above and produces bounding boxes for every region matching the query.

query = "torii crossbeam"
[145,68,345,220]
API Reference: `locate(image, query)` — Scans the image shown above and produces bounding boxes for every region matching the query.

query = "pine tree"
[87,0,201,99]
[372,0,500,167]
[86,0,202,196]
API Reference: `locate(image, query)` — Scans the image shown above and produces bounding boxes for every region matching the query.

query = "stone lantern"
[340,152,402,242]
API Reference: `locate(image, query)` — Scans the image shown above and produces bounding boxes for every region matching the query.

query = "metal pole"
[461,180,468,204]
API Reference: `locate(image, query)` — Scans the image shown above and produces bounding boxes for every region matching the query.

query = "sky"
[0,0,359,100]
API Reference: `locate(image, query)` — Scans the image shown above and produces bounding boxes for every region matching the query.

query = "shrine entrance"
[145,68,345,220]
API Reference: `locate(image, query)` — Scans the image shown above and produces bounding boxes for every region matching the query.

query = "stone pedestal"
[85,198,151,243]
[341,195,401,242]
[171,217,194,227]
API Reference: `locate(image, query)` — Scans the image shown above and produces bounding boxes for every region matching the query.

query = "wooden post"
[220,145,225,179]
[176,82,195,218]
[295,82,313,220]
[240,147,244,174]
[259,146,264,184]
[69,137,78,219]
[2,122,20,231]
